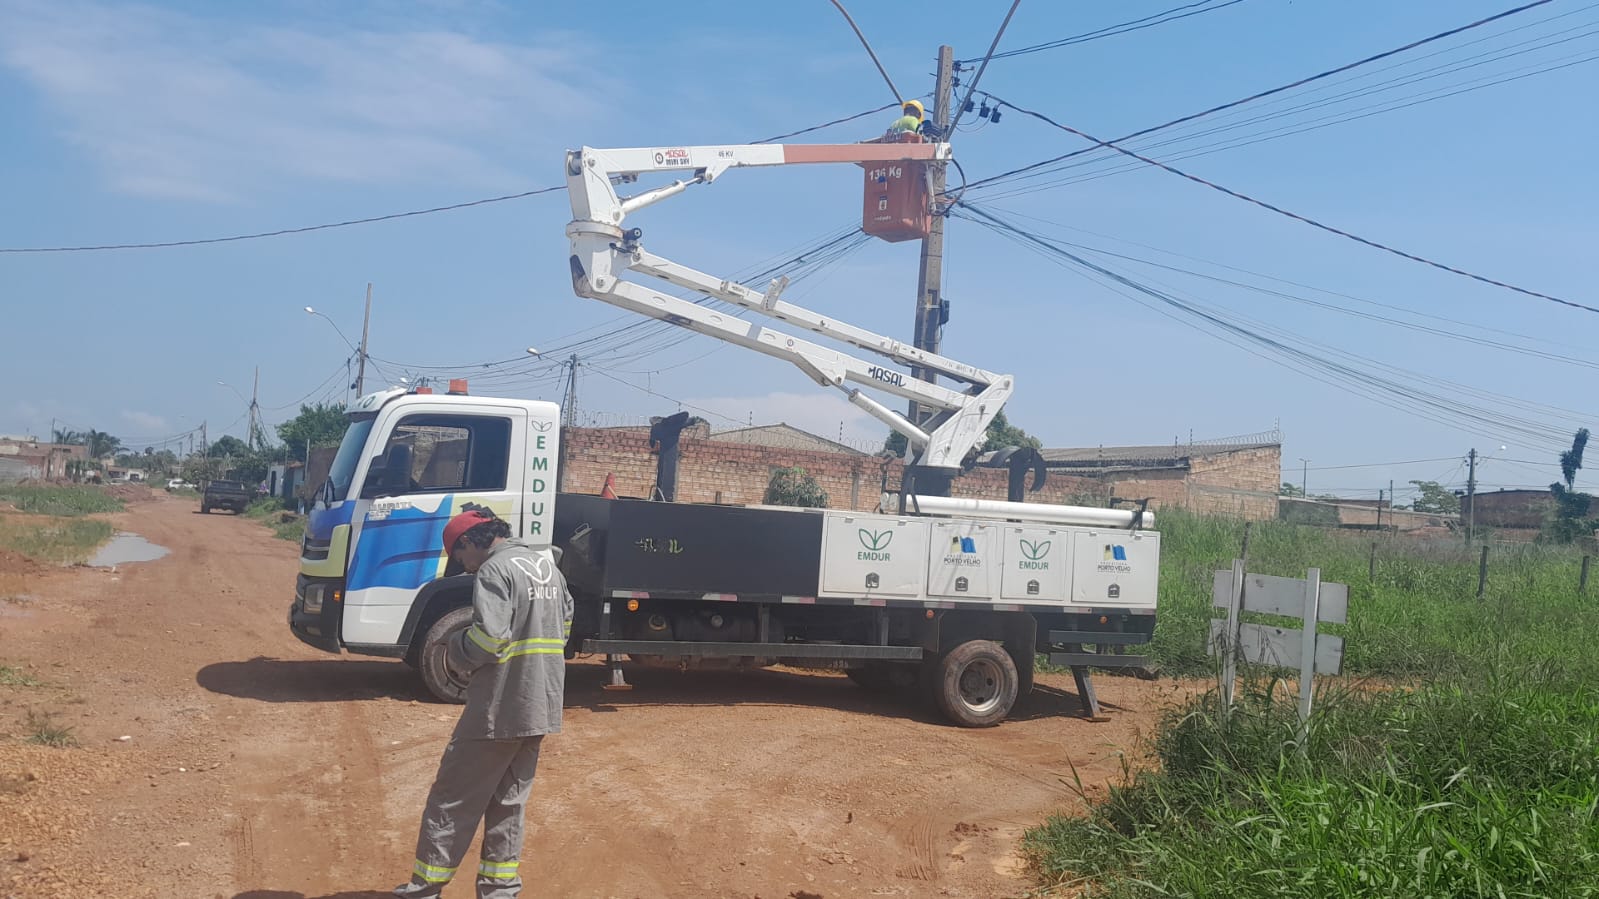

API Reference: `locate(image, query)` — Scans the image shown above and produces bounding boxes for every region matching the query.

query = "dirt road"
[0,494,1182,898]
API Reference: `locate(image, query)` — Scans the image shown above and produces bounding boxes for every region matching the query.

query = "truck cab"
[290,387,560,697]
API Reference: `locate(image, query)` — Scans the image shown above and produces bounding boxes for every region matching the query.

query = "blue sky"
[2,0,1595,500]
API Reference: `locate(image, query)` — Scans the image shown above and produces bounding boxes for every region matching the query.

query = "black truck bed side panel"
[554,494,823,598]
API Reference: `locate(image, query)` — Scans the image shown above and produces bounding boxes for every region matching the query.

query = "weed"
[0,665,41,687]
[24,710,77,748]
[0,485,122,517]
[0,515,113,565]
[246,498,306,543]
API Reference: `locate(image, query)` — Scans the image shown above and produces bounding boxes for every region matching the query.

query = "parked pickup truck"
[201,480,252,514]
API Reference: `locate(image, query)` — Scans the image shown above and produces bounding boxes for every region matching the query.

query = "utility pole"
[1299,458,1311,497]
[1466,447,1478,543]
[908,44,955,428]
[1389,478,1395,532]
[201,421,208,457]
[562,354,580,428]
[355,282,372,397]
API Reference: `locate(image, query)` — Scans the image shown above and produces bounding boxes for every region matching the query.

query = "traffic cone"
[600,473,617,500]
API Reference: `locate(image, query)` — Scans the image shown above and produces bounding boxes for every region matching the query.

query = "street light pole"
[356,283,372,397]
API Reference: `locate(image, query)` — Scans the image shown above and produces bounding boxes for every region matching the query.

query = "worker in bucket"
[888,98,925,135]
[395,509,573,899]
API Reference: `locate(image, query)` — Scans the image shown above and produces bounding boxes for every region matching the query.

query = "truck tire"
[418,605,474,704]
[933,640,1019,728]
[200,504,209,514]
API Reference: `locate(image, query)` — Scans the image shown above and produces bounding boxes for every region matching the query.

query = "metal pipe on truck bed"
[895,493,1155,529]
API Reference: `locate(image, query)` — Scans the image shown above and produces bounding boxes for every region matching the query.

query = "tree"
[881,410,1041,459]
[980,410,1041,453]
[1408,480,1459,515]
[54,428,120,458]
[1547,428,1593,543]
[1280,482,1305,497]
[207,435,250,459]
[765,466,829,508]
[275,402,349,463]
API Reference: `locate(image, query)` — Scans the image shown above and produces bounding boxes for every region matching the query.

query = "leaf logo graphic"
[857,529,893,551]
[1020,539,1051,561]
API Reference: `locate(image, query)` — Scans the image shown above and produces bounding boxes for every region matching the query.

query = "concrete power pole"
[355,282,372,397]
[1466,447,1478,542]
[908,45,955,429]
[562,355,580,428]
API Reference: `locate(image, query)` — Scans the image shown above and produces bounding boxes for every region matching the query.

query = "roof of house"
[986,437,1280,471]
[709,423,868,456]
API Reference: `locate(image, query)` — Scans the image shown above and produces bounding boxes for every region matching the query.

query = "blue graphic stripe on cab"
[347,499,450,591]
[307,501,356,543]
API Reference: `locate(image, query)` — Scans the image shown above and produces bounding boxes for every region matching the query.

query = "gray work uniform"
[397,539,573,899]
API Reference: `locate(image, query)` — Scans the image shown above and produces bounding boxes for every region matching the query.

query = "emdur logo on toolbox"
[1019,538,1051,571]
[857,529,893,561]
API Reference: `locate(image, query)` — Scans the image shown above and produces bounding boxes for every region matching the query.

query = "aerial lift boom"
[563,142,1013,475]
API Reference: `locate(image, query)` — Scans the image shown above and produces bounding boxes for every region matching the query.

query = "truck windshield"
[328,417,376,500]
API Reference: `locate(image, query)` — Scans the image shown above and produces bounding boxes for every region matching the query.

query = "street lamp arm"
[304,307,360,354]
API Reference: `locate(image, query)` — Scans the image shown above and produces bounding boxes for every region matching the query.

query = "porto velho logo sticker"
[857,528,893,561]
[1018,538,1051,570]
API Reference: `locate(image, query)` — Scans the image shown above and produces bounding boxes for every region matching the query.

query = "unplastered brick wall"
[560,427,1280,520]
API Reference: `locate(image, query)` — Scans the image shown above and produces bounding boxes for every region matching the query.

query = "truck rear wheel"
[933,640,1019,728]
[418,606,473,704]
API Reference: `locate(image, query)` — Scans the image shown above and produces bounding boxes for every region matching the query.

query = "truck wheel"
[200,505,209,514]
[933,640,1019,728]
[418,606,474,704]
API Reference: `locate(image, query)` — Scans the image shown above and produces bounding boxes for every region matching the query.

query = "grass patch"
[0,665,41,687]
[1026,510,1599,898]
[0,484,122,517]
[1149,509,1594,678]
[0,514,113,565]
[24,710,77,748]
[245,497,306,543]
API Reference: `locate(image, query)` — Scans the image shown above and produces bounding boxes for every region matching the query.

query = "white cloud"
[683,391,885,451]
[0,0,611,200]
[120,410,167,433]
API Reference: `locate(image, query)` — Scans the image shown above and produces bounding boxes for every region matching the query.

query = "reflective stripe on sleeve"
[466,625,508,655]
[478,859,520,880]
[413,860,457,884]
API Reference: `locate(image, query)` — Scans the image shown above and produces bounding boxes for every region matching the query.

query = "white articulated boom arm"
[563,142,1014,472]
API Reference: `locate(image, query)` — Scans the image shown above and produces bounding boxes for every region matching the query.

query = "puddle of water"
[88,532,170,567]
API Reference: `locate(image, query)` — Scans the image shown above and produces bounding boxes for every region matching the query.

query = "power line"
[0,187,568,254]
[978,93,1599,316]
[962,0,1558,192]
[960,0,1247,63]
[4,105,896,254]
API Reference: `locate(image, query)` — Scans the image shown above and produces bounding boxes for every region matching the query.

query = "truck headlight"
[303,584,324,615]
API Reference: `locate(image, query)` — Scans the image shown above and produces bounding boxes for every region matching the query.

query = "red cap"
[442,510,493,554]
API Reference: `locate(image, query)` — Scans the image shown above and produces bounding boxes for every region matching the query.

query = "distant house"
[1462,488,1560,531]
[984,432,1284,519]
[0,438,83,482]
[268,461,307,506]
[710,423,868,456]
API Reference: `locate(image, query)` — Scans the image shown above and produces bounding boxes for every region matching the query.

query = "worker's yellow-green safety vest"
[889,115,921,133]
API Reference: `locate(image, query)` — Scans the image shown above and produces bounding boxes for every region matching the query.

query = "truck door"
[341,405,528,645]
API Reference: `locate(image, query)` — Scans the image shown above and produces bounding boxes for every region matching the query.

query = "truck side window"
[380,414,511,492]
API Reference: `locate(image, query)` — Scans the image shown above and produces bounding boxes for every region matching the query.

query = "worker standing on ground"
[395,509,573,899]
[888,98,925,135]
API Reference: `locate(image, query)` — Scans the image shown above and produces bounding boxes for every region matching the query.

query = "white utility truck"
[288,139,1160,726]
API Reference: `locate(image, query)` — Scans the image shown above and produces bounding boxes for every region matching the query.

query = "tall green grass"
[0,516,113,564]
[1027,512,1599,897]
[245,497,306,543]
[0,484,123,517]
[1151,509,1597,677]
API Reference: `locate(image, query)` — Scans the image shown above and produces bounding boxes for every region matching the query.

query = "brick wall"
[560,427,1282,520]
